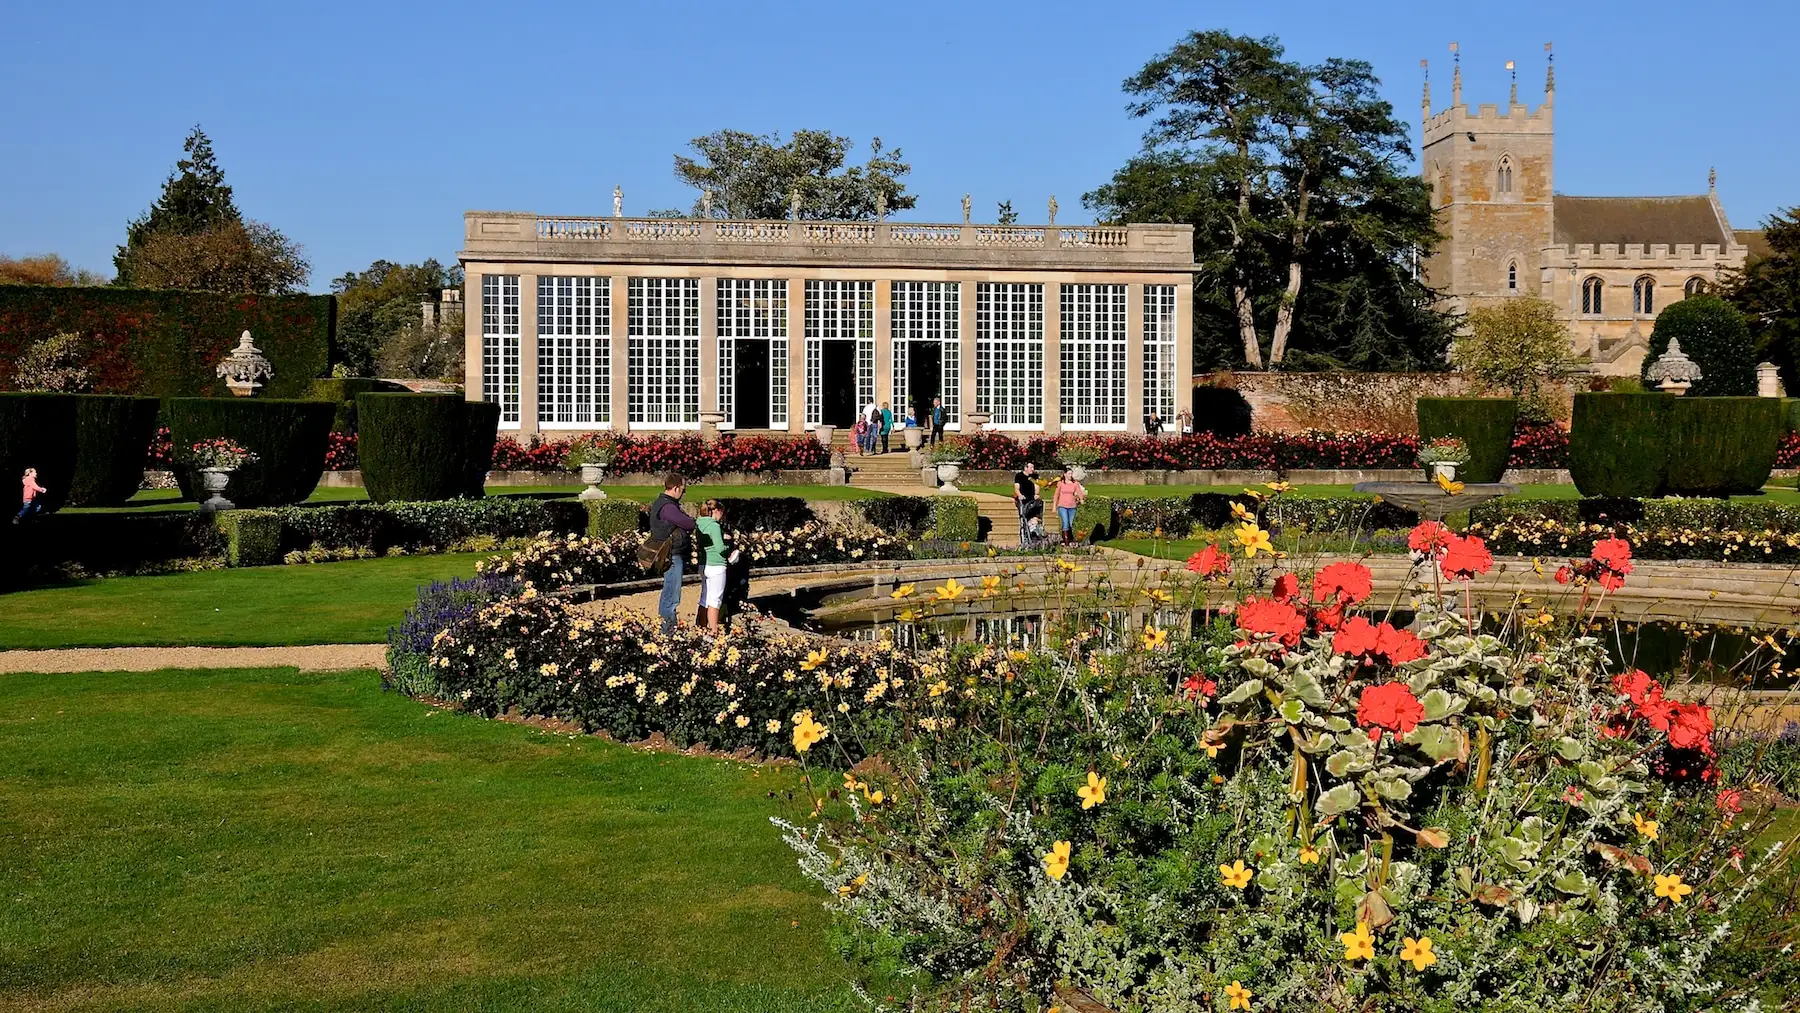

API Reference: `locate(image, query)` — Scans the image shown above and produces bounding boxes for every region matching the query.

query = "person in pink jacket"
[15,467,47,524]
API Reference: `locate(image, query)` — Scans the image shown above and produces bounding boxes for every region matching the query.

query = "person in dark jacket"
[930,397,945,446]
[647,473,695,633]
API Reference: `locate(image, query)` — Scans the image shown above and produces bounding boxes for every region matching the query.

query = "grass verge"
[0,667,857,1012]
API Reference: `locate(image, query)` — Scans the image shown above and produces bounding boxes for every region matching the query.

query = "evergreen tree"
[1724,207,1800,392]
[115,126,241,284]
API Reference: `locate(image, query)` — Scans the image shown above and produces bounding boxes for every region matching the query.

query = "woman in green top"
[695,499,730,630]
[879,401,893,454]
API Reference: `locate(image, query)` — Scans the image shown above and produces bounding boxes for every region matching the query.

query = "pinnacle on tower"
[1709,167,1718,194]
[1450,42,1461,106]
[1506,60,1517,107]
[1544,42,1555,103]
[1421,59,1430,120]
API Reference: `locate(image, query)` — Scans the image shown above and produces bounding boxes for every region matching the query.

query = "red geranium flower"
[1271,573,1300,603]
[1554,566,1573,585]
[1408,520,1451,556]
[1357,682,1426,742]
[1181,674,1218,701]
[1186,544,1232,578]
[1440,533,1493,582]
[1333,617,1426,665]
[1332,616,1381,658]
[1375,622,1428,664]
[1667,702,1716,755]
[1236,596,1307,647]
[1613,669,1660,706]
[1313,561,1373,606]
[1591,537,1634,575]
[1716,787,1744,815]
[1596,570,1626,591]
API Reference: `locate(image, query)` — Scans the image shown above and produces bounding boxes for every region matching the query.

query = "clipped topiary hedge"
[929,496,981,542]
[584,500,645,540]
[1191,386,1254,437]
[1568,393,1673,498]
[1073,494,1115,542]
[0,285,333,397]
[460,400,501,498]
[68,395,161,506]
[1640,295,1756,397]
[1664,397,1782,496]
[357,394,471,503]
[1417,397,1518,484]
[216,510,284,567]
[855,496,934,536]
[0,392,78,515]
[166,397,336,507]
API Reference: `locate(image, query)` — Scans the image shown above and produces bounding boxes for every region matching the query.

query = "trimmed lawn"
[0,668,857,1012]
[66,483,889,514]
[0,554,482,649]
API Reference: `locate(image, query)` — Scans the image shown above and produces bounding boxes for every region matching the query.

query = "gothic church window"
[1685,276,1709,297]
[1507,261,1518,292]
[1633,277,1655,316]
[1497,156,1514,195]
[1581,277,1604,316]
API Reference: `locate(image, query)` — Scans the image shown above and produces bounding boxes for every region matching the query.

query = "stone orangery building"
[1420,45,1762,375]
[459,209,1194,437]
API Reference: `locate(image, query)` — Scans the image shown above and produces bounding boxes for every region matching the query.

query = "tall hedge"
[68,395,162,506]
[1192,387,1254,437]
[0,393,78,514]
[0,285,333,397]
[166,398,335,507]
[306,377,410,433]
[1416,397,1518,483]
[358,394,494,504]
[1568,393,1672,498]
[460,400,501,498]
[1640,295,1755,397]
[1664,397,1781,496]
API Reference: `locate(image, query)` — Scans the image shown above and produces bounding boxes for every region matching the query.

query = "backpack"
[637,535,674,575]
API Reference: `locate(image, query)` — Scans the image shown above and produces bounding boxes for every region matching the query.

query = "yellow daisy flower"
[1077,771,1108,809]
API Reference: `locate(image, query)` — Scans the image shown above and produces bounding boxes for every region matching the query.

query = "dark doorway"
[820,341,857,427]
[906,342,942,424]
[733,339,771,430]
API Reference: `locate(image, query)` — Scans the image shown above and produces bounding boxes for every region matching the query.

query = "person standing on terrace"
[648,474,695,633]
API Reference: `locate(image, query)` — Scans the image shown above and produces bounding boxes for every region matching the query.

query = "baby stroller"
[1018,501,1053,550]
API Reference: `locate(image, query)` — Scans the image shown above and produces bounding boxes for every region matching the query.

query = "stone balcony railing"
[462,212,1195,271]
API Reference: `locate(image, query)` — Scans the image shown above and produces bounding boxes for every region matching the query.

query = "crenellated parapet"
[1541,241,1741,266]
[1424,101,1553,144]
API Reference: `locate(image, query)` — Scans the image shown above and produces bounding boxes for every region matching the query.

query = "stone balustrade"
[468,212,1189,271]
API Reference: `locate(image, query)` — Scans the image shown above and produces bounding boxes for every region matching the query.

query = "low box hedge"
[854,496,935,536]
[1,511,224,583]
[68,394,162,506]
[1417,397,1517,484]
[167,397,336,507]
[216,510,283,567]
[0,392,78,514]
[271,498,590,556]
[584,500,645,540]
[1072,494,1115,542]
[928,496,981,543]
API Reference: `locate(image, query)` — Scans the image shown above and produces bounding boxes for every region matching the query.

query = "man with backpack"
[646,473,696,633]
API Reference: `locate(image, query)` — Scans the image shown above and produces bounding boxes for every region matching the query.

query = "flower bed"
[1471,496,1800,564]
[393,521,1796,1011]
[961,430,1571,472]
[489,433,829,475]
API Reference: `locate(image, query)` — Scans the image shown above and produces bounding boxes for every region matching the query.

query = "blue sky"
[3,0,1794,290]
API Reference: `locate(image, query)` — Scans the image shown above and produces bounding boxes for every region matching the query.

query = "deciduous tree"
[332,259,462,376]
[0,254,107,286]
[1090,30,1449,370]
[125,219,309,296]
[1453,297,1575,421]
[1724,207,1800,392]
[669,129,915,220]
[115,126,241,284]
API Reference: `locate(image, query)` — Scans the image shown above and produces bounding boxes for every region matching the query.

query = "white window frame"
[1060,283,1128,430]
[891,281,961,431]
[803,280,874,426]
[628,277,701,429]
[1143,284,1178,429]
[481,274,520,429]
[537,276,609,429]
[975,282,1044,428]
[716,279,788,430]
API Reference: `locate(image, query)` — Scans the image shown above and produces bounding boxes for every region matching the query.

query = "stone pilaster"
[958,281,977,432]
[874,280,893,413]
[610,274,629,433]
[1174,282,1194,426]
[462,272,482,402]
[788,277,807,434]
[699,276,719,415]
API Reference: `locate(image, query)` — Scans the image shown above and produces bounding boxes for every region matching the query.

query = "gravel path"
[0,644,387,674]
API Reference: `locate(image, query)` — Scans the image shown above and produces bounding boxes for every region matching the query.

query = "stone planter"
[903,426,924,451]
[814,424,835,447]
[935,461,964,493]
[199,468,235,512]
[1428,462,1458,483]
[578,463,608,501]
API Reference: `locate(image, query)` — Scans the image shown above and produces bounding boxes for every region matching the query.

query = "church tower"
[1420,43,1556,307]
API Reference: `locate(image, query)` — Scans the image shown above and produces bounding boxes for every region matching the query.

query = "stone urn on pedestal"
[216,330,274,397]
[934,460,964,493]
[699,411,726,443]
[578,464,608,501]
[814,424,836,448]
[903,425,924,451]
[568,439,614,501]
[199,468,235,513]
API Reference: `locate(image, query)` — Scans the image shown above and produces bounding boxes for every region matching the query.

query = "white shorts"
[701,564,727,608]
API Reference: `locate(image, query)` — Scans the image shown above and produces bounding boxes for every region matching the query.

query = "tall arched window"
[1582,276,1604,316]
[1685,276,1709,297]
[1497,156,1514,195]
[1507,261,1518,292]
[1633,276,1656,315]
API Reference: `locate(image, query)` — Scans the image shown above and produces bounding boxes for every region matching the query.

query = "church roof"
[1736,229,1773,261]
[1552,195,1734,248]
